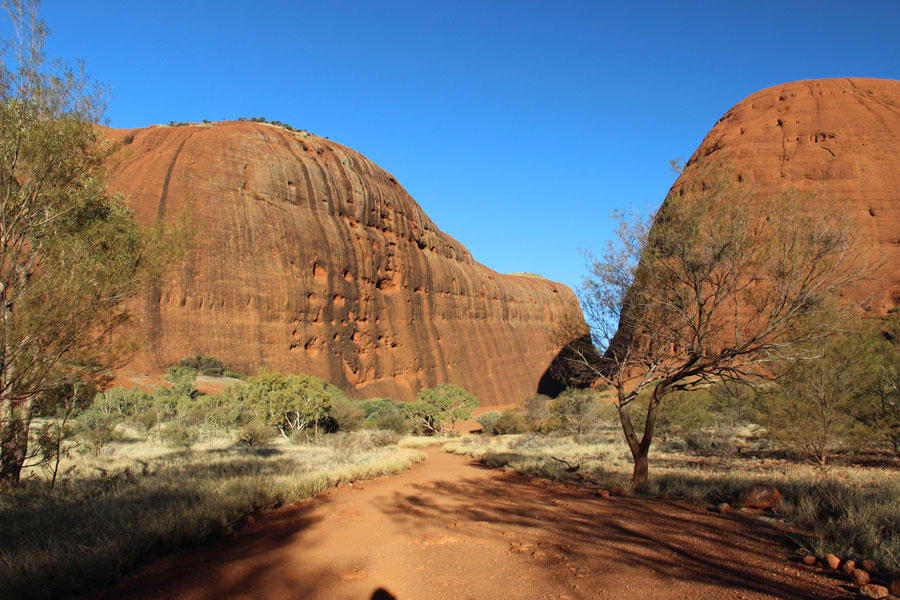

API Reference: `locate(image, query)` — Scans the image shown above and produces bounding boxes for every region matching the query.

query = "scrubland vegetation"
[0,360,480,599]
[450,378,900,580]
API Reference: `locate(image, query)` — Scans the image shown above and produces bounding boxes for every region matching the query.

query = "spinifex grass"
[445,432,900,578]
[0,432,425,600]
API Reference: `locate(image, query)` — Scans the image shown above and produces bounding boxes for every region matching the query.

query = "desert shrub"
[368,429,402,447]
[371,408,410,434]
[361,398,410,433]
[360,398,395,419]
[755,336,863,465]
[522,394,551,429]
[74,409,117,454]
[161,421,199,449]
[843,323,900,458]
[708,382,756,440]
[176,355,225,377]
[327,431,372,451]
[131,409,159,432]
[595,401,620,428]
[165,366,198,397]
[655,390,716,447]
[325,391,365,432]
[494,409,528,435]
[236,421,276,448]
[476,412,501,435]
[550,388,601,435]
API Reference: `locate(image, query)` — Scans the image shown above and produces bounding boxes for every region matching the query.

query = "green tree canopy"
[403,383,478,435]
[244,371,332,442]
[0,0,189,485]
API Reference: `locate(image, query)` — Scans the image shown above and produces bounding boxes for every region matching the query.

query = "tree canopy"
[0,0,188,485]
[568,163,869,486]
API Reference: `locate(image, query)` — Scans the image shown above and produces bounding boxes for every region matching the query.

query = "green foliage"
[844,322,900,458]
[160,421,199,449]
[550,388,601,435]
[236,116,309,135]
[176,355,225,377]
[165,366,198,397]
[0,0,193,485]
[326,390,366,432]
[74,409,117,454]
[476,412,501,435]
[244,371,331,442]
[756,333,866,465]
[493,409,529,435]
[235,420,276,448]
[403,384,478,435]
[359,397,411,432]
[522,394,551,430]
[654,390,716,448]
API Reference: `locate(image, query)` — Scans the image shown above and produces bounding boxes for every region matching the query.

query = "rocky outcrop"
[103,121,580,405]
[675,77,900,314]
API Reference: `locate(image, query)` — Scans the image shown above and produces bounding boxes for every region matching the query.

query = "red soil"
[101,448,852,600]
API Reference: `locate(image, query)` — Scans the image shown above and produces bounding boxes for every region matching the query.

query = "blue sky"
[28,0,900,294]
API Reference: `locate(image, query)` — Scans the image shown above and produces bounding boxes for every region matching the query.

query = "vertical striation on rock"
[104,121,580,405]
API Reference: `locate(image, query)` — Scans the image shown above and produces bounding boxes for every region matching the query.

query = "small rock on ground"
[859,583,888,598]
[824,553,840,570]
[852,569,871,586]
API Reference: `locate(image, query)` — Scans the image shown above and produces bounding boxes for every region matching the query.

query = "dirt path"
[104,448,854,600]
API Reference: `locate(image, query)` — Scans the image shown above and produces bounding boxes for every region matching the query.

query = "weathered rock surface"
[674,77,900,314]
[103,122,580,404]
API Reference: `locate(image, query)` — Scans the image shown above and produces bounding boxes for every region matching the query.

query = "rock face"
[675,77,900,314]
[103,122,579,405]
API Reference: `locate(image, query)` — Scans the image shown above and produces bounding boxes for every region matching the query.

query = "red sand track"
[102,449,851,600]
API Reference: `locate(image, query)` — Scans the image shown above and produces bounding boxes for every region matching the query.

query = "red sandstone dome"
[673,77,900,314]
[103,121,580,405]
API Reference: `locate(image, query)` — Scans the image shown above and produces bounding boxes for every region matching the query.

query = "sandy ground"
[101,448,856,600]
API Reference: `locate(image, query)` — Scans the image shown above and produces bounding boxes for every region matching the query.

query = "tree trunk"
[0,396,33,486]
[631,448,650,488]
[617,383,664,491]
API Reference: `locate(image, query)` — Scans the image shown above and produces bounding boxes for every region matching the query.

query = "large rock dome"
[675,77,900,313]
[103,121,580,405]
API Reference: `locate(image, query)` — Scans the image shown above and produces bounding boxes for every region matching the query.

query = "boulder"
[738,484,782,510]
[852,569,872,586]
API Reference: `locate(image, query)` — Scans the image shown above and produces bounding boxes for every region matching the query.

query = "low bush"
[494,409,528,435]
[476,412,501,435]
[236,421,276,448]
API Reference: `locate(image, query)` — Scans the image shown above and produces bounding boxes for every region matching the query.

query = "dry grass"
[0,428,425,600]
[396,434,460,448]
[445,432,900,578]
